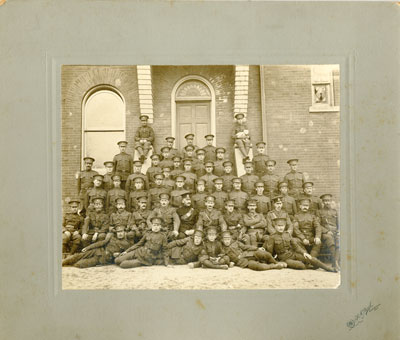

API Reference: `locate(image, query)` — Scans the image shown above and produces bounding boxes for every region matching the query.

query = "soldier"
[181,159,197,193]
[106,175,127,214]
[240,159,259,196]
[148,173,168,209]
[213,147,227,177]
[176,191,199,239]
[261,159,281,199]
[251,180,271,216]
[103,161,115,191]
[76,156,98,212]
[161,166,175,193]
[228,177,249,213]
[212,177,228,211]
[147,193,180,240]
[146,154,162,187]
[170,175,188,208]
[125,160,149,193]
[293,197,322,258]
[164,136,180,159]
[196,195,227,234]
[167,229,204,267]
[241,199,267,247]
[283,158,306,199]
[221,231,284,270]
[191,179,208,211]
[266,195,293,236]
[192,149,206,178]
[109,197,133,244]
[113,141,133,190]
[232,112,251,158]
[199,161,218,194]
[203,134,217,162]
[127,177,148,212]
[134,114,155,162]
[278,181,297,219]
[265,217,334,271]
[317,194,340,271]
[62,198,84,255]
[301,181,323,215]
[116,217,170,268]
[63,226,130,268]
[181,133,198,158]
[199,226,230,269]
[222,200,244,240]
[159,146,174,170]
[85,174,107,213]
[221,160,235,193]
[129,196,151,243]
[182,144,196,163]
[170,156,184,179]
[252,141,269,177]
[81,197,109,248]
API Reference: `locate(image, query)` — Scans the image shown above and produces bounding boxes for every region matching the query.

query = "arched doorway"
[171,76,216,149]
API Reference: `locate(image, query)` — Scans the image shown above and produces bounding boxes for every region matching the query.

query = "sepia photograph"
[61,64,341,289]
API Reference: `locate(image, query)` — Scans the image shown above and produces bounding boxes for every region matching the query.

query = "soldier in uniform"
[176,191,199,239]
[222,200,244,240]
[103,161,115,191]
[125,160,149,193]
[232,112,251,158]
[261,159,281,199]
[134,114,155,162]
[159,146,174,169]
[283,158,306,199]
[148,173,167,209]
[170,156,184,179]
[76,156,98,213]
[221,160,235,193]
[301,181,323,215]
[147,193,180,240]
[228,177,249,213]
[106,175,127,214]
[146,153,162,188]
[240,159,259,196]
[127,177,148,212]
[167,229,204,267]
[182,144,196,163]
[278,181,297,219]
[212,177,228,211]
[81,197,109,248]
[241,199,268,247]
[317,193,340,271]
[181,133,198,158]
[164,136,180,159]
[221,231,284,270]
[252,141,270,177]
[199,161,218,194]
[85,174,107,213]
[116,217,170,268]
[109,197,133,244]
[113,141,133,190]
[192,149,206,178]
[266,195,293,236]
[170,175,187,208]
[251,180,271,215]
[203,134,217,162]
[129,196,151,243]
[63,225,130,268]
[293,197,322,258]
[181,159,197,193]
[62,198,84,255]
[196,195,227,234]
[161,166,175,193]
[191,179,208,211]
[264,217,334,271]
[213,147,227,177]
[198,226,230,269]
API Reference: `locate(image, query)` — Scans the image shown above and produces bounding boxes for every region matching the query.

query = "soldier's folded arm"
[167,237,189,249]
[84,238,109,251]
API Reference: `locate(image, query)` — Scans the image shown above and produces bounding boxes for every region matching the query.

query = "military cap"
[272,195,283,203]
[139,115,149,121]
[204,161,214,167]
[117,141,128,146]
[234,113,245,119]
[133,177,145,183]
[243,158,253,165]
[111,174,121,181]
[103,161,114,167]
[225,200,235,206]
[206,225,218,233]
[196,179,206,185]
[223,160,233,167]
[150,216,163,224]
[221,230,232,238]
[255,181,264,187]
[138,196,148,203]
[182,158,192,163]
[83,156,95,163]
[212,177,224,184]
[232,177,242,183]
[184,145,195,151]
[204,134,214,139]
[115,225,125,232]
[116,197,126,204]
[302,181,314,188]
[273,217,287,225]
[151,153,160,160]
[159,192,170,200]
[278,181,288,188]
[175,175,185,182]
[194,229,204,237]
[287,158,299,165]
[247,199,258,206]
[92,196,105,202]
[266,159,277,166]
[180,190,191,197]
[256,141,266,147]
[154,173,164,180]
[297,197,311,204]
[195,148,205,154]
[215,147,226,153]
[68,198,80,205]
[160,146,171,153]
[136,191,148,199]
[133,160,143,166]
[205,195,216,201]
[320,193,333,200]
[184,133,195,139]
[93,174,104,181]
[165,136,175,141]
[172,156,182,162]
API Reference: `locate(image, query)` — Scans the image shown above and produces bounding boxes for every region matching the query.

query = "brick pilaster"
[137,65,154,122]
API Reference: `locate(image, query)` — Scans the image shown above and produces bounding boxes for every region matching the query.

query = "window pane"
[85,90,125,130]
[84,131,125,174]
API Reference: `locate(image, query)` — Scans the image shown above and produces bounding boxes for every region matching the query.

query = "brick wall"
[261,65,340,201]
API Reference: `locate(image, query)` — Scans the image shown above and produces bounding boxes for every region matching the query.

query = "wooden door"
[176,101,211,149]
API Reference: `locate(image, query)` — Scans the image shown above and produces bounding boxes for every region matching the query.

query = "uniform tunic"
[266,209,293,235]
[127,190,148,212]
[199,240,228,265]
[250,194,271,215]
[223,210,244,239]
[191,192,207,211]
[113,153,133,181]
[228,190,249,212]
[146,166,162,186]
[134,126,155,145]
[147,206,180,233]
[203,145,217,162]
[302,194,323,214]
[167,237,204,264]
[261,172,281,198]
[221,174,235,193]
[221,241,258,268]
[170,189,187,208]
[199,173,218,194]
[252,153,269,177]
[181,172,197,193]
[213,191,228,211]
[192,159,206,178]
[77,170,98,202]
[103,173,114,192]
[63,212,84,233]
[148,186,168,209]
[316,208,339,248]
[265,232,304,261]
[242,212,267,238]
[213,159,225,177]
[283,171,305,198]
[240,174,259,195]
[82,211,109,245]
[106,188,127,214]
[281,194,297,218]
[109,210,132,232]
[176,206,199,237]
[293,212,322,242]
[196,209,227,232]
[130,209,151,238]
[125,173,149,193]
[85,187,107,211]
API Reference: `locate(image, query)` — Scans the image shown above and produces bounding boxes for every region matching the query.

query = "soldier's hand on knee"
[93,233,98,242]
[82,233,88,240]
[303,239,310,246]
[303,253,312,260]
[172,230,179,237]
[64,231,71,238]
[314,237,321,245]
[82,247,87,253]
[73,231,79,236]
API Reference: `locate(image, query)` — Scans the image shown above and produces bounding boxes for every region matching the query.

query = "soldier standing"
[106,175,127,214]
[191,179,208,211]
[250,181,271,216]
[252,141,269,177]
[261,159,281,199]
[221,160,235,193]
[213,147,227,177]
[212,178,228,211]
[240,159,259,196]
[199,161,218,194]
[283,158,306,199]
[228,177,249,213]
[76,156,98,213]
[203,134,217,162]
[278,181,297,219]
[192,149,206,178]
[103,161,115,192]
[181,133,199,158]
[113,141,133,190]
[85,174,107,213]
[181,159,197,193]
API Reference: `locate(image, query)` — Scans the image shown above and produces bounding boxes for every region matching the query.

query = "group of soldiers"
[62,114,340,273]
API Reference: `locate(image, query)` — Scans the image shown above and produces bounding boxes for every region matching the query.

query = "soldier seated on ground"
[62,199,84,256]
[199,226,230,270]
[167,229,204,268]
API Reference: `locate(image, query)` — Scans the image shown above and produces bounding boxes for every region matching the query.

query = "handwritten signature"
[346,302,381,331]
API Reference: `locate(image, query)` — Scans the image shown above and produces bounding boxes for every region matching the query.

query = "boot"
[309,257,335,272]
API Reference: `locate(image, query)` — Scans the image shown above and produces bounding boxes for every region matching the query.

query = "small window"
[82,87,125,173]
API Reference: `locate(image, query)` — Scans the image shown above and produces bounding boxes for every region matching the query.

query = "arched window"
[82,86,125,173]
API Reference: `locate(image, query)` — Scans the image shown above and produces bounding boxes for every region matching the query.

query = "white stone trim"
[137,65,154,122]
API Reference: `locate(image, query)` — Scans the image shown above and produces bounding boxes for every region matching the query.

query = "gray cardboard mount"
[0,1,399,339]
